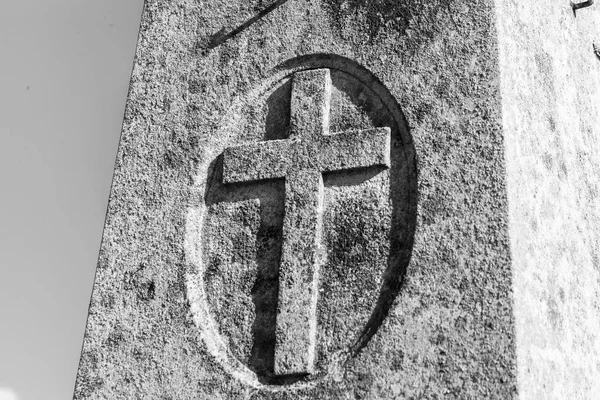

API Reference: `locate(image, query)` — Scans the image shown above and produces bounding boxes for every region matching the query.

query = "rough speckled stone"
[75,0,517,398]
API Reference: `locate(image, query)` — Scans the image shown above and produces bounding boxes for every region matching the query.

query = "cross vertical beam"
[273,69,331,375]
[274,170,324,375]
[289,69,331,139]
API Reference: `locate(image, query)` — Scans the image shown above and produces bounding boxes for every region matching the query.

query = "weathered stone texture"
[75,0,517,398]
[496,2,600,398]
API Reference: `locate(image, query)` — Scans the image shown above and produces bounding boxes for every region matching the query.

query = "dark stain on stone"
[164,149,180,169]
[74,351,105,397]
[454,315,467,330]
[420,193,448,226]
[558,158,568,180]
[143,281,156,301]
[216,74,230,86]
[354,371,375,399]
[106,328,124,348]
[547,295,562,333]
[219,43,239,67]
[124,264,157,302]
[188,79,206,94]
[79,376,104,395]
[542,153,553,171]
[326,198,372,266]
[99,293,116,308]
[391,350,405,370]
[534,52,554,90]
[133,347,145,361]
[324,0,456,48]
[185,103,202,130]
[547,115,556,131]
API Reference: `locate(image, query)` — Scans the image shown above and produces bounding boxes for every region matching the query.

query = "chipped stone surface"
[75,0,517,398]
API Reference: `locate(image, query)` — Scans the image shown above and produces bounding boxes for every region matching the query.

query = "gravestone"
[74,0,525,398]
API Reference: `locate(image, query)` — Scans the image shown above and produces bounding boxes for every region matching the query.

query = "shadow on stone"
[204,0,290,50]
[324,166,386,187]
[204,155,285,381]
[350,129,417,357]
[264,79,291,141]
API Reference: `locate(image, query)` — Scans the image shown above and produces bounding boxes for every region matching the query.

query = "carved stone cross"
[222,68,391,376]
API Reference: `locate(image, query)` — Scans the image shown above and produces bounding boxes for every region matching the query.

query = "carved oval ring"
[185,54,417,391]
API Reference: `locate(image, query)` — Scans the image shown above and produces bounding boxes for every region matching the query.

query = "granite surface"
[75,0,517,398]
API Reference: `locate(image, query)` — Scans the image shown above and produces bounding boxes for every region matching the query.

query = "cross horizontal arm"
[222,139,292,184]
[317,127,391,172]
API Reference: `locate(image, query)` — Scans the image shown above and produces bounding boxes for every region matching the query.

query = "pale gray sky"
[0,1,143,399]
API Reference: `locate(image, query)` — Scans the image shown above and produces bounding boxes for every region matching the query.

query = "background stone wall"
[496,2,600,398]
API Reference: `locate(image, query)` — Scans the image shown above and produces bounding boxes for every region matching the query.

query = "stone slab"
[496,2,600,398]
[75,0,517,398]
